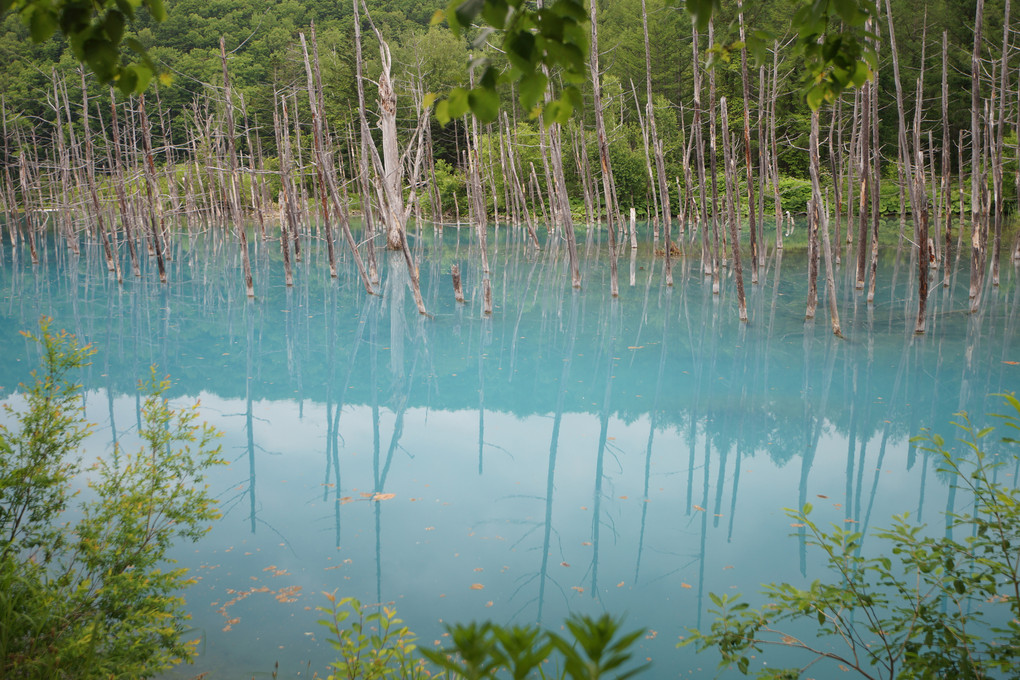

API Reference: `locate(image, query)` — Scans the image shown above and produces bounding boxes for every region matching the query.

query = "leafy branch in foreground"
[681,394,1020,679]
[0,318,224,679]
[0,0,166,93]
[317,593,649,680]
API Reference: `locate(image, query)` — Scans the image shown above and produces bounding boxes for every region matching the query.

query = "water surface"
[0,226,1017,679]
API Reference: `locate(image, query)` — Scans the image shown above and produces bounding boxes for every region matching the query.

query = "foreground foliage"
[0,318,223,678]
[682,395,1020,679]
[317,595,649,680]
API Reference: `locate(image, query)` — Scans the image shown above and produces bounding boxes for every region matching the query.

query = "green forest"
[1,0,1015,216]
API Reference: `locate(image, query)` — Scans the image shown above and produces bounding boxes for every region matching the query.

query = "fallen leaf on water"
[339,497,353,505]
[372,493,396,501]
[474,568,484,572]
[845,519,858,523]
[693,505,706,512]
[571,586,584,593]
[817,494,829,499]
[485,601,493,608]
[617,581,625,588]
[619,496,628,500]
[425,526,435,531]
[681,583,692,589]
[582,541,592,546]
[723,565,734,570]
[1004,361,1019,365]
[790,523,806,528]
[470,583,485,590]
[560,562,570,567]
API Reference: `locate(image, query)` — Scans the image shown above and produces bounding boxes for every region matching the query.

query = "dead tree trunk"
[591,0,617,296]
[992,0,1010,286]
[138,96,166,283]
[915,150,930,334]
[79,70,119,281]
[219,37,255,298]
[299,27,337,277]
[970,0,985,226]
[810,111,839,334]
[721,100,747,321]
[738,0,758,284]
[941,32,953,283]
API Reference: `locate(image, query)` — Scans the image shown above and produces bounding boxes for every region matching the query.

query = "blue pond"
[0,225,1017,679]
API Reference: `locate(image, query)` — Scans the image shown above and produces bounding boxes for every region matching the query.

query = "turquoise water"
[0,225,1017,678]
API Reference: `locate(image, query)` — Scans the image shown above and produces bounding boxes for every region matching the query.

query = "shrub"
[682,394,1020,679]
[0,318,224,679]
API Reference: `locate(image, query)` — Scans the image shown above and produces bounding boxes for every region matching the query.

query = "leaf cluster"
[0,0,165,93]
[0,317,225,679]
[681,393,1020,679]
[434,0,588,126]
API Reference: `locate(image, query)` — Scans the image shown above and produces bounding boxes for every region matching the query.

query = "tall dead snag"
[721,100,747,322]
[299,27,337,278]
[883,0,917,240]
[548,122,580,288]
[219,37,254,298]
[108,92,140,276]
[15,150,39,264]
[915,150,930,334]
[737,0,758,285]
[49,73,78,256]
[941,31,952,283]
[769,43,783,251]
[992,0,1010,287]
[641,0,672,249]
[855,79,871,290]
[138,96,166,284]
[590,0,617,297]
[692,22,711,275]
[273,100,294,287]
[707,19,722,294]
[811,111,840,335]
[360,2,430,313]
[867,32,881,305]
[79,71,119,281]
[970,0,985,226]
[805,109,819,320]
[364,12,405,251]
[1,98,19,252]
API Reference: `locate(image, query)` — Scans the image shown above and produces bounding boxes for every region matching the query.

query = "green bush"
[0,318,224,679]
[682,394,1020,679]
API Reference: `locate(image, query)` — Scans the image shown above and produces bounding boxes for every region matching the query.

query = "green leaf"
[446,87,471,119]
[435,100,451,125]
[27,6,58,43]
[805,84,825,111]
[103,10,125,44]
[480,0,509,29]
[452,0,484,33]
[115,0,137,20]
[146,0,167,22]
[468,85,500,123]
[84,38,118,82]
[518,70,547,111]
[506,31,536,72]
